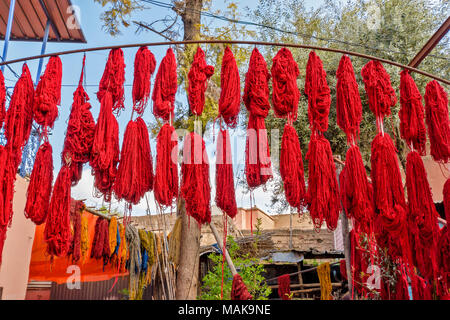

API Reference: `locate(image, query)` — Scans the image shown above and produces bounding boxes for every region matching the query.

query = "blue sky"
[2,0,325,215]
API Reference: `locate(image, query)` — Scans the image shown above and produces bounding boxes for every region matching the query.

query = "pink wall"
[0,175,35,300]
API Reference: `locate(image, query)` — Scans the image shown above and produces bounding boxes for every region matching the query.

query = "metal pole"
[35,20,51,85]
[1,0,16,73]
[209,222,238,276]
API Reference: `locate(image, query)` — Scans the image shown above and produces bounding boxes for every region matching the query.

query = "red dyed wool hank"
[68,200,84,264]
[90,91,120,201]
[33,56,62,128]
[91,217,110,261]
[62,57,96,185]
[424,80,450,163]
[336,55,362,142]
[181,132,211,225]
[0,226,6,265]
[5,64,34,152]
[243,48,272,189]
[44,165,72,257]
[361,60,397,122]
[114,117,154,205]
[277,274,291,300]
[306,134,340,231]
[437,225,450,295]
[341,145,374,234]
[152,48,177,122]
[0,147,18,233]
[305,51,331,133]
[154,123,179,207]
[371,133,410,262]
[97,48,125,114]
[188,47,214,116]
[280,124,306,210]
[132,46,156,115]
[271,48,300,121]
[399,70,426,155]
[24,141,53,225]
[218,47,240,128]
[215,129,237,219]
[445,178,450,225]
[406,151,439,280]
[0,69,6,129]
[231,274,252,300]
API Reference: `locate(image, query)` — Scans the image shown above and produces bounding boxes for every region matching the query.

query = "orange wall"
[0,176,35,300]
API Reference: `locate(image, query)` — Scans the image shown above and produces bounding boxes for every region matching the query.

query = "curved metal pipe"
[0,39,448,85]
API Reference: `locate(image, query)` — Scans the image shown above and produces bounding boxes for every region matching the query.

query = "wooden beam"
[409,16,450,68]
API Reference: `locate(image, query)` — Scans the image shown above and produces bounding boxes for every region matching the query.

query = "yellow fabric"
[318,262,333,300]
[80,213,89,262]
[109,217,118,255]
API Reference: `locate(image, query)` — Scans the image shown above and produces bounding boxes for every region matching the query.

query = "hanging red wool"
[33,56,62,128]
[399,70,426,155]
[304,51,339,231]
[5,63,34,152]
[154,123,179,207]
[181,132,211,225]
[411,273,433,300]
[280,124,306,210]
[424,80,450,163]
[305,51,331,132]
[44,165,72,257]
[271,48,300,121]
[306,134,340,231]
[152,48,177,122]
[0,147,17,229]
[188,46,214,116]
[24,141,53,225]
[0,69,6,129]
[218,47,240,128]
[341,145,374,234]
[405,150,439,280]
[215,129,237,219]
[0,225,5,265]
[231,274,252,300]
[371,133,410,262]
[243,48,272,188]
[132,46,156,115]
[437,225,450,296]
[114,117,154,205]
[336,55,362,142]
[90,91,120,201]
[277,274,291,300]
[97,48,125,114]
[393,268,410,300]
[361,60,397,121]
[62,56,96,185]
[91,217,110,262]
[445,178,450,225]
[68,200,84,264]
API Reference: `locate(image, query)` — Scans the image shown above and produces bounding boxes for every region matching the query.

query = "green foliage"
[252,0,449,212]
[94,0,143,36]
[199,236,271,300]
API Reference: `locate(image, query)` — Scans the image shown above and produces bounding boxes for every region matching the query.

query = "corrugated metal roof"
[50,276,129,300]
[0,0,86,43]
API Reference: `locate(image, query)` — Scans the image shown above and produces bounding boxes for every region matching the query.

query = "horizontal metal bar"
[0,40,447,85]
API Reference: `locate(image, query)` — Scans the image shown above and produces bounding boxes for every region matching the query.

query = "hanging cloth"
[231,274,252,300]
[317,262,333,300]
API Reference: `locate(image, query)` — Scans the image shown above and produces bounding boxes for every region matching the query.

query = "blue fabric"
[141,249,149,273]
[114,226,121,255]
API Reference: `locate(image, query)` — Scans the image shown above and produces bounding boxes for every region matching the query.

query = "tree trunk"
[175,0,203,300]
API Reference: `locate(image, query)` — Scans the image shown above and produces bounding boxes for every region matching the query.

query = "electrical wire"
[139,0,449,62]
